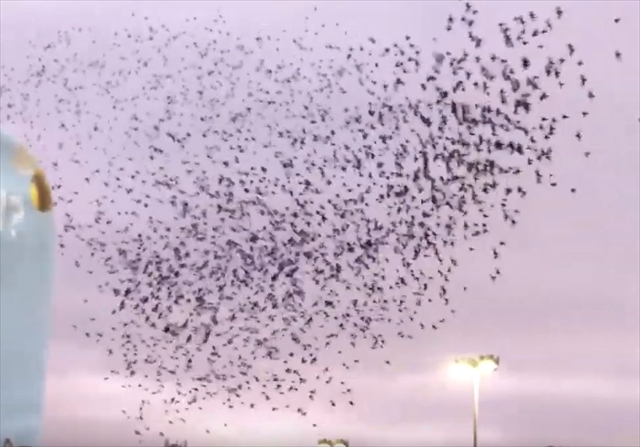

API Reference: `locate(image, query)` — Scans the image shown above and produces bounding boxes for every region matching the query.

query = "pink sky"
[1,1,638,446]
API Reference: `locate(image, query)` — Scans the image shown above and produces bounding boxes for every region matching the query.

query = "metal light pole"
[452,354,500,447]
[472,371,480,447]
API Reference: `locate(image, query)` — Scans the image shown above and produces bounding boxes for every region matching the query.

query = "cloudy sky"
[1,1,639,446]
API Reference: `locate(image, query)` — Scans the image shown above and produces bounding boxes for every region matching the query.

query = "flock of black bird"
[0,1,630,441]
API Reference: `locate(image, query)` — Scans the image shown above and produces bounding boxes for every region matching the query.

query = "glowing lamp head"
[451,355,500,380]
[478,356,499,373]
[450,358,477,380]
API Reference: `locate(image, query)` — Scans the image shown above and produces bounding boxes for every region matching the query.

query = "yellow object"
[29,170,53,213]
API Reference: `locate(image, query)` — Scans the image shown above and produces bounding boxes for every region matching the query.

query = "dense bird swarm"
[0,1,630,439]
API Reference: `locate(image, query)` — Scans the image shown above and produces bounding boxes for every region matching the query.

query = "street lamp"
[451,354,500,447]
